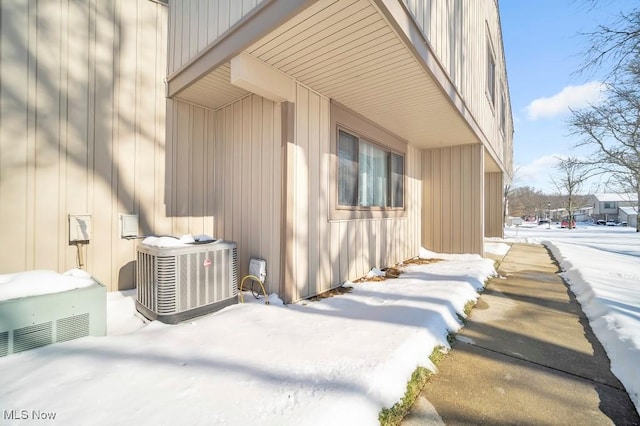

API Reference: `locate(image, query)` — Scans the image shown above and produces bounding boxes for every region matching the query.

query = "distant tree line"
[506,186,589,220]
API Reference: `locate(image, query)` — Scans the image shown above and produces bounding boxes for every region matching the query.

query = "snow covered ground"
[504,223,640,413]
[0,251,496,425]
[1,223,638,424]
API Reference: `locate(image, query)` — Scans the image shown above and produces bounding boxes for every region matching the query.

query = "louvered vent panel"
[14,322,53,353]
[156,255,177,314]
[232,247,238,296]
[56,313,90,342]
[198,252,208,306]
[137,251,156,311]
[188,253,198,309]
[0,331,8,357]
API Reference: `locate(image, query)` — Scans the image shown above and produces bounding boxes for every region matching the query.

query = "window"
[330,102,407,220]
[499,88,506,135]
[487,40,496,107]
[337,129,404,210]
[604,202,616,209]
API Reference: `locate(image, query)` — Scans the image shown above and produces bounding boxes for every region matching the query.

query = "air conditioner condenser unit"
[136,240,238,324]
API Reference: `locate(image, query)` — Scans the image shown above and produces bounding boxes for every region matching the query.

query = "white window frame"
[337,128,404,210]
[499,84,506,136]
[330,102,407,221]
[486,31,497,109]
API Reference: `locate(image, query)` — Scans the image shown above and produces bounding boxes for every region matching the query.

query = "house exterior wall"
[282,83,422,302]
[401,0,513,178]
[167,0,267,74]
[212,95,283,293]
[400,0,513,173]
[165,95,283,294]
[484,172,504,238]
[595,203,619,220]
[422,145,484,254]
[0,0,168,290]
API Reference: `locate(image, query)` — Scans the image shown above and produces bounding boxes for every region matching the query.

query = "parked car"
[620,221,628,227]
[538,219,549,225]
[606,220,616,226]
[596,220,606,225]
[561,218,576,228]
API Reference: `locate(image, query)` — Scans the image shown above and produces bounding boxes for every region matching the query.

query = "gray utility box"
[136,240,238,324]
[0,279,106,357]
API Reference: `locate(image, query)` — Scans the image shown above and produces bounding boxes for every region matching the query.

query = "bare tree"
[551,157,594,229]
[503,166,520,224]
[579,4,640,82]
[508,186,546,219]
[569,62,640,232]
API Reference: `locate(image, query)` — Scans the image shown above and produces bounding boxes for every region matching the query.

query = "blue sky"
[500,0,637,193]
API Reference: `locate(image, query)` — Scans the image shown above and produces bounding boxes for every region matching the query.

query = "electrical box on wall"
[120,213,139,239]
[69,214,92,243]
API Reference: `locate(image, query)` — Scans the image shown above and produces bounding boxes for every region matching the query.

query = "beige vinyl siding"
[401,0,512,170]
[284,83,421,302]
[0,0,168,290]
[484,171,504,238]
[168,0,267,74]
[422,144,484,255]
[167,95,283,294]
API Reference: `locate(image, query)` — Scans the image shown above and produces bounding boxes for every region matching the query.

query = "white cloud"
[516,155,562,189]
[526,81,606,120]
[515,154,605,194]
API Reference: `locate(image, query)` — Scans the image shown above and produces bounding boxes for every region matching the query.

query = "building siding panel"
[0,0,168,290]
[165,95,282,294]
[422,144,483,255]
[401,0,513,171]
[167,0,268,75]
[282,83,421,302]
[485,171,504,238]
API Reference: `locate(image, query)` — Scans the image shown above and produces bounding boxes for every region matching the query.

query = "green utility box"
[0,276,106,357]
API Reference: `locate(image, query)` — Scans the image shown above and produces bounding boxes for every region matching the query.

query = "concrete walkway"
[403,243,640,425]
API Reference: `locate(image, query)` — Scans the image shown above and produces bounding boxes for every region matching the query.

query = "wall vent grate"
[56,313,90,342]
[0,331,8,357]
[14,322,53,353]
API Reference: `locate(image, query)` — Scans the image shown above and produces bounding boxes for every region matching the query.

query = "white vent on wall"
[136,240,238,324]
[120,213,139,239]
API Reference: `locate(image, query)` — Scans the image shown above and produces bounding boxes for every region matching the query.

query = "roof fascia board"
[166,0,318,99]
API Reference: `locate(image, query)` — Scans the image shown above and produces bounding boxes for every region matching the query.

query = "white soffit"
[484,150,501,173]
[174,0,479,148]
[175,64,249,110]
[247,0,479,148]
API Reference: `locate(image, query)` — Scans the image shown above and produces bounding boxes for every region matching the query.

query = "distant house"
[619,207,638,228]
[550,207,593,222]
[590,194,638,222]
[0,0,513,303]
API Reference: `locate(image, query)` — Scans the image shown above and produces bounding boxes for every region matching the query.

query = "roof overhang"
[167,0,498,158]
